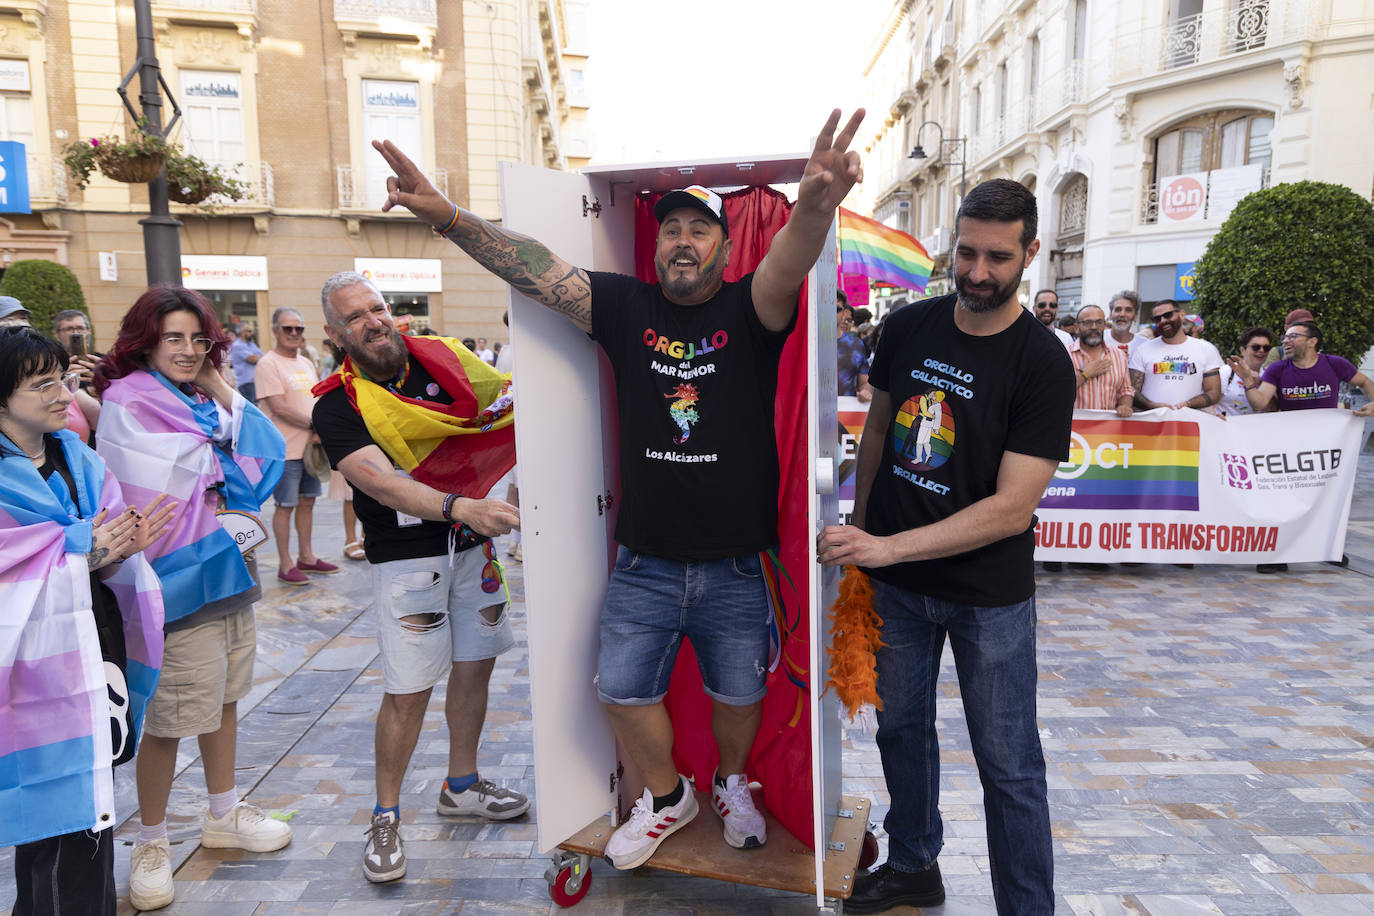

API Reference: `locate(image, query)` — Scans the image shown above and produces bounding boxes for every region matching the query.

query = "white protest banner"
[1034,408,1365,563]
[1205,163,1263,222]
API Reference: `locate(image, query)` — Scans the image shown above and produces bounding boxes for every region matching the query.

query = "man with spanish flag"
[370,108,865,870]
[312,271,530,884]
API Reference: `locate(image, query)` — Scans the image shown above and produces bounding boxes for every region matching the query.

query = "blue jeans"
[871,579,1053,915]
[596,546,772,706]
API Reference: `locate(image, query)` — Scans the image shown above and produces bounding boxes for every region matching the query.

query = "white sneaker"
[201,801,293,852]
[129,837,175,911]
[603,774,698,870]
[437,777,530,820]
[711,771,767,849]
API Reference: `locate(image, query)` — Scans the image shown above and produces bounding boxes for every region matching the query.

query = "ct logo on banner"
[0,140,31,214]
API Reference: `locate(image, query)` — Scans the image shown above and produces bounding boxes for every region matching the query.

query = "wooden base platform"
[559,792,870,899]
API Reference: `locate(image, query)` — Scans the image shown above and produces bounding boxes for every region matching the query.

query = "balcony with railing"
[338,163,446,211]
[969,101,1037,164]
[334,0,437,43]
[27,154,67,207]
[1140,165,1271,224]
[152,0,257,30]
[1034,61,1086,125]
[1112,0,1315,82]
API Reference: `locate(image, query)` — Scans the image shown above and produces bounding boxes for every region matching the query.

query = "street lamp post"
[119,0,183,286]
[908,120,967,280]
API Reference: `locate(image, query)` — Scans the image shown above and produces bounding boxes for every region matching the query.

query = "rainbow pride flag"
[1040,418,1200,511]
[838,207,934,293]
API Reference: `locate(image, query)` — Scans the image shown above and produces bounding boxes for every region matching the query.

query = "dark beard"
[655,259,723,302]
[956,270,1023,314]
[346,328,408,380]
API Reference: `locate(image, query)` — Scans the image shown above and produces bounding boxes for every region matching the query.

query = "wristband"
[441,493,458,522]
[435,205,460,236]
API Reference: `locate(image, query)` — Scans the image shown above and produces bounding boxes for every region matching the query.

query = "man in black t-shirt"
[371,108,865,868]
[819,180,1073,915]
[312,272,529,886]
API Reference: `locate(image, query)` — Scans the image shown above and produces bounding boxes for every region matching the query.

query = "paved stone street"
[4,457,1373,915]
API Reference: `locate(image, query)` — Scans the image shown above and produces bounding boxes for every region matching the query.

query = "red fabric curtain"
[632,187,815,849]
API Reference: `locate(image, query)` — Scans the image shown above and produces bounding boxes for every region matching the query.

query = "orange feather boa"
[825,566,885,718]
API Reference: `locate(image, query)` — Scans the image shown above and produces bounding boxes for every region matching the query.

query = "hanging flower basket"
[166,152,249,207]
[95,146,167,184]
[168,176,216,205]
[63,121,171,189]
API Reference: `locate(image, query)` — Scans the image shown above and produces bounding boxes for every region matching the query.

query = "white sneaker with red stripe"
[603,774,698,870]
[711,771,767,849]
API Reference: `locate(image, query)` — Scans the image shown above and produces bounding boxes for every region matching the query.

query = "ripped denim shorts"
[370,541,514,694]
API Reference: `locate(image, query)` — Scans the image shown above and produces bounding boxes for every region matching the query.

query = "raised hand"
[372,140,455,228]
[795,109,866,218]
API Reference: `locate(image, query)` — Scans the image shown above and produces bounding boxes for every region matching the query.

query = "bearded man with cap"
[372,108,865,867]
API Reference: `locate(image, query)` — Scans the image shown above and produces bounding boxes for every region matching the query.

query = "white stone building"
[862,0,1374,318]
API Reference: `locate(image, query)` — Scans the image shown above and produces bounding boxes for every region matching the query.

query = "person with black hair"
[0,326,174,915]
[818,178,1072,915]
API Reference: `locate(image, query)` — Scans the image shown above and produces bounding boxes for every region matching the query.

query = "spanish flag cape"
[312,335,515,497]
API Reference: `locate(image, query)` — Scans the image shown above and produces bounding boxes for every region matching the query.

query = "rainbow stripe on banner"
[1040,418,1200,511]
[838,208,934,293]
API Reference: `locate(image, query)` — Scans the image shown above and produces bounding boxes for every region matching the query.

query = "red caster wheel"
[549,862,592,907]
[858,829,880,871]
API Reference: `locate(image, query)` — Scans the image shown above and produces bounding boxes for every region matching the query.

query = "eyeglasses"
[1281,332,1308,342]
[160,333,213,353]
[278,325,305,335]
[1078,320,1107,329]
[26,371,82,404]
[1247,343,1273,352]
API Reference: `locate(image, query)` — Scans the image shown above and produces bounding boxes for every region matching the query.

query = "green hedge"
[0,259,88,338]
[1194,181,1374,362]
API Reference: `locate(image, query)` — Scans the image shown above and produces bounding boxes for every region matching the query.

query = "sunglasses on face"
[1152,309,1180,323]
[278,325,305,335]
[1247,343,1273,352]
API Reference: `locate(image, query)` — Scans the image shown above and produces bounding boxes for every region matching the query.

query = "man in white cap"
[371,108,865,868]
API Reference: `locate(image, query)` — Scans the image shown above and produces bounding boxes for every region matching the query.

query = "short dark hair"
[0,325,69,410]
[1058,315,1078,328]
[1238,326,1274,349]
[1152,299,1180,316]
[837,290,848,307]
[1033,288,1057,304]
[1290,320,1321,345]
[955,178,1038,249]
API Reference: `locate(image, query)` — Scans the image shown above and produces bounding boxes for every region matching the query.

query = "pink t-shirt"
[254,350,319,460]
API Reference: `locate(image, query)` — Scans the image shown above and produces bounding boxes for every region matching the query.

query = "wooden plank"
[560,792,869,900]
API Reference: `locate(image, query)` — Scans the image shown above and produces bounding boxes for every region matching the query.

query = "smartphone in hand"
[70,332,87,357]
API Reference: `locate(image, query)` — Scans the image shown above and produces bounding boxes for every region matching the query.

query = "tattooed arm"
[371,140,593,335]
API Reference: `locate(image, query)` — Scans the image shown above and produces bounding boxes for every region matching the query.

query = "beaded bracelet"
[441,492,458,522]
[435,205,460,236]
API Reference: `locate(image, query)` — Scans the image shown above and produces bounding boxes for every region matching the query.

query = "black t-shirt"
[590,271,795,560]
[863,294,1075,605]
[313,359,462,564]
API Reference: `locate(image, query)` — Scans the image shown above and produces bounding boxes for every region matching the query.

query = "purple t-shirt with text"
[1260,354,1357,410]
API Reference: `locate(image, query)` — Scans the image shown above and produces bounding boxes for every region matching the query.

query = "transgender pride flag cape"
[0,429,165,847]
[98,370,284,624]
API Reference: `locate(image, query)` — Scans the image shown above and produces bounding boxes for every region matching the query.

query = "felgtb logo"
[1221,453,1252,489]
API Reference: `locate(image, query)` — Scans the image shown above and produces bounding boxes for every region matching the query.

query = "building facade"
[862,0,1374,320]
[0,0,586,346]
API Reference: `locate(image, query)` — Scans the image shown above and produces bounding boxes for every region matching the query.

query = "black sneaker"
[1042,561,1063,572]
[847,861,945,914]
[1256,563,1289,574]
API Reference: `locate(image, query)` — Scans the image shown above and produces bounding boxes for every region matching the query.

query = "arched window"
[1152,109,1274,181]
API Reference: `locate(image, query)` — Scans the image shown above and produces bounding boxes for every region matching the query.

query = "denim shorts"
[273,458,322,508]
[370,541,514,694]
[596,546,773,707]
